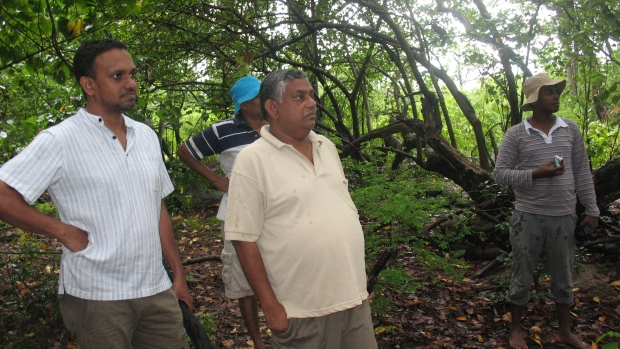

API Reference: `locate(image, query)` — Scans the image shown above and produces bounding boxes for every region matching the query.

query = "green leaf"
[601,343,619,349]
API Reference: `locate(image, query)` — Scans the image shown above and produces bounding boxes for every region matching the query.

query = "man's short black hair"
[73,39,128,85]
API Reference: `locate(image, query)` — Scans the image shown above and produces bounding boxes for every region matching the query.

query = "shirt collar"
[78,108,135,130]
[524,114,567,134]
[260,125,322,149]
[232,116,246,127]
[235,116,267,134]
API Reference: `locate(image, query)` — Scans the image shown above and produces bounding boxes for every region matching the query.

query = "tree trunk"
[592,158,620,213]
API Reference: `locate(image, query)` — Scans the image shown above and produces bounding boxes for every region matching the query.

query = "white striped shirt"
[0,108,174,300]
[494,116,599,217]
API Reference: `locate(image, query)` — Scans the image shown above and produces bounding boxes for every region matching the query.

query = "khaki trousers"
[271,300,377,349]
[59,288,189,349]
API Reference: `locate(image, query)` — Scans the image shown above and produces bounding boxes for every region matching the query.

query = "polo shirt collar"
[232,116,245,127]
[524,114,567,135]
[233,116,261,132]
[260,125,322,149]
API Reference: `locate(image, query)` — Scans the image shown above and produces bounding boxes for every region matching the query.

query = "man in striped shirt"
[495,73,598,349]
[178,76,267,349]
[0,39,191,348]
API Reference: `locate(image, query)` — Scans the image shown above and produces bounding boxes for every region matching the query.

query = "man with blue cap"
[178,76,267,349]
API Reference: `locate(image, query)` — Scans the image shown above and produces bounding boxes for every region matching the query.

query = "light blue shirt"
[0,108,174,300]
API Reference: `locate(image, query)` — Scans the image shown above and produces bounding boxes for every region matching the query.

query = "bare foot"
[509,328,529,349]
[556,332,591,349]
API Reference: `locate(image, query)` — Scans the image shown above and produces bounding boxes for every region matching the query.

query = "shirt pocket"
[133,153,162,193]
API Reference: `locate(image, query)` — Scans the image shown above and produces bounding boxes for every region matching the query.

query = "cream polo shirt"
[0,109,174,300]
[224,125,368,318]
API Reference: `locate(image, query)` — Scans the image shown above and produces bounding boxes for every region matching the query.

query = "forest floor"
[171,206,620,349]
[2,204,620,349]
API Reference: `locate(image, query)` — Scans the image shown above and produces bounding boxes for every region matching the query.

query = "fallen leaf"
[599,316,606,322]
[610,280,620,286]
[404,300,422,306]
[593,296,600,303]
[529,333,542,347]
[530,326,542,333]
[477,334,484,342]
[222,339,234,347]
[456,316,467,321]
[374,326,387,335]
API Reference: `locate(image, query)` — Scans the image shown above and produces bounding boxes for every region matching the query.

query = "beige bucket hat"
[521,73,567,111]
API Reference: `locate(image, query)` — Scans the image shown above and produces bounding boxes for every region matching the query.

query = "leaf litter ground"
[174,206,620,349]
[2,204,619,348]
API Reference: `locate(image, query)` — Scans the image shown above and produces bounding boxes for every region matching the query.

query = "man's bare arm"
[0,180,88,252]
[232,240,289,333]
[177,144,229,192]
[159,201,193,310]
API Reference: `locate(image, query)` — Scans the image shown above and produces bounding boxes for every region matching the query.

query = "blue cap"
[230,76,261,115]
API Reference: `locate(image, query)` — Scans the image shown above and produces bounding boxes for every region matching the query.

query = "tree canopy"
[1,0,619,206]
[2,1,620,347]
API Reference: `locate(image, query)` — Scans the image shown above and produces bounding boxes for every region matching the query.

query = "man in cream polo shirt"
[224,69,377,348]
[0,39,190,348]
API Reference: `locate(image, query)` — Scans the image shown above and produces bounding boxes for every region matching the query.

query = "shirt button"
[113,136,117,140]
[98,118,102,122]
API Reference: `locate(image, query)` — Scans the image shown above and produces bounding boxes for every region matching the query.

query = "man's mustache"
[122,89,136,97]
[304,109,316,117]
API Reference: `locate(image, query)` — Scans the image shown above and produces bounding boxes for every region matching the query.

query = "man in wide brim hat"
[495,72,599,349]
[521,73,567,111]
